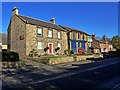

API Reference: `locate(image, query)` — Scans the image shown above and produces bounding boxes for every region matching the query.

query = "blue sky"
[2,2,118,38]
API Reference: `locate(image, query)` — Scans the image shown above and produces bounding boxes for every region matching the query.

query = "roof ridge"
[19,14,57,26]
[59,25,90,35]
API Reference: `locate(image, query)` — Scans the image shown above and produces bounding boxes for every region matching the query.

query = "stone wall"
[48,55,94,65]
[26,25,68,56]
[76,55,94,61]
[26,24,37,56]
[8,15,26,59]
[48,57,74,65]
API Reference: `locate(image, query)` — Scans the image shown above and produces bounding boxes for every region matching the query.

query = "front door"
[49,44,52,54]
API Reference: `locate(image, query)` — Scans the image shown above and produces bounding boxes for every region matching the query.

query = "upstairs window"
[58,31,61,39]
[78,32,80,39]
[82,34,84,40]
[37,28,42,37]
[48,29,53,38]
[72,32,76,40]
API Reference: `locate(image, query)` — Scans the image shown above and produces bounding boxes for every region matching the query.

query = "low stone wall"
[1,61,24,69]
[27,55,94,65]
[48,55,94,65]
[76,55,94,61]
[48,57,74,65]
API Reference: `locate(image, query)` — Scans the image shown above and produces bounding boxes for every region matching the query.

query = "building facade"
[0,33,7,50]
[7,7,94,58]
[7,7,68,58]
[59,25,90,53]
[91,34,113,53]
[100,38,113,53]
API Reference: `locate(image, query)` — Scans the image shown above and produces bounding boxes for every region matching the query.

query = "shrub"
[44,47,49,52]
[64,49,70,55]
[86,50,92,55]
[2,51,19,62]
[29,49,37,57]
[55,47,60,52]
[70,50,74,54]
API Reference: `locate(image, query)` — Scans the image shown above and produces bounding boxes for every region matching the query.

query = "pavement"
[1,59,92,88]
[1,56,120,89]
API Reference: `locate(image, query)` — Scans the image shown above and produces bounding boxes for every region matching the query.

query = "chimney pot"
[12,6,19,15]
[50,18,55,24]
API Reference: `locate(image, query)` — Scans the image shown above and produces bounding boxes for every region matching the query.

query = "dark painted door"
[71,41,77,52]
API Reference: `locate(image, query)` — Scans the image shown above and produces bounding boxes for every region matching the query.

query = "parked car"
[101,52,109,58]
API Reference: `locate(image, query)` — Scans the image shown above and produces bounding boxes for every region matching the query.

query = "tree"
[101,34,107,42]
[111,36,120,50]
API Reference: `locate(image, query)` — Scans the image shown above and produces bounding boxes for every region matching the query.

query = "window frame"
[38,42,42,49]
[57,30,61,39]
[58,43,61,50]
[37,27,43,37]
[48,28,53,38]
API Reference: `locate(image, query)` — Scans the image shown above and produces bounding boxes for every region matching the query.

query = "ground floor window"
[38,42,42,49]
[58,43,61,50]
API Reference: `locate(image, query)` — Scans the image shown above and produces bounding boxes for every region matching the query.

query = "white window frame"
[58,43,61,50]
[48,29,53,38]
[58,31,61,39]
[38,42,42,49]
[37,28,42,37]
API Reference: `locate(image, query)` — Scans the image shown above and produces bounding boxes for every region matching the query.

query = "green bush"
[64,49,70,55]
[29,49,37,57]
[86,50,92,55]
[70,50,74,54]
[2,51,19,62]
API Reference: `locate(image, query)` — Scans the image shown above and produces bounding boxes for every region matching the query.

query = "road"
[2,57,120,90]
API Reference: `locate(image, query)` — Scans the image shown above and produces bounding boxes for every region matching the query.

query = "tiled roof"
[17,15,65,31]
[59,25,90,36]
[91,39,100,49]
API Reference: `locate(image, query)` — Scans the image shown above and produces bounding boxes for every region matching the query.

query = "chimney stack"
[50,18,55,24]
[12,6,19,16]
[92,33,96,40]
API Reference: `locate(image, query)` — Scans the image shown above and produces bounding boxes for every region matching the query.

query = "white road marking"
[111,83,120,90]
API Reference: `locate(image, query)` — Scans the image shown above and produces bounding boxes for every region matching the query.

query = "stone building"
[7,7,93,58]
[0,33,7,50]
[7,7,68,58]
[59,25,91,53]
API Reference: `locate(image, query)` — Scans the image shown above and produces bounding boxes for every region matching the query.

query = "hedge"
[1,51,19,62]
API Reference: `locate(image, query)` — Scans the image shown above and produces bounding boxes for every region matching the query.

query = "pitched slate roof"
[17,15,65,31]
[0,33,7,45]
[59,25,90,36]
